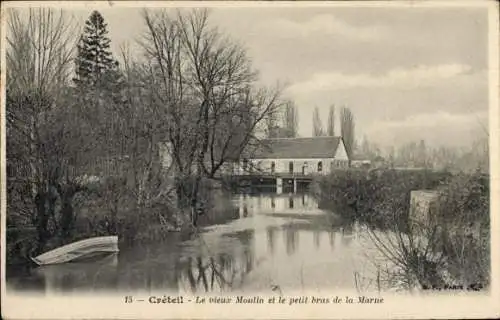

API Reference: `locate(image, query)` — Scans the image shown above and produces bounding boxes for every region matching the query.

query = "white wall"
[334,139,349,161]
[232,157,348,175]
[159,139,350,175]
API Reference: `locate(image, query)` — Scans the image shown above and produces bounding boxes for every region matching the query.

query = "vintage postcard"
[1,1,499,319]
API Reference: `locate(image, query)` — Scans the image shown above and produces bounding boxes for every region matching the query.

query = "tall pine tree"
[74,11,124,163]
[74,10,119,87]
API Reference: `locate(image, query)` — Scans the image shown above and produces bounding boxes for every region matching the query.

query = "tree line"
[358,136,489,173]
[6,8,284,255]
[264,102,357,160]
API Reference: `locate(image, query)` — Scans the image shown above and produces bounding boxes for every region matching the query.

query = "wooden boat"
[31,236,119,266]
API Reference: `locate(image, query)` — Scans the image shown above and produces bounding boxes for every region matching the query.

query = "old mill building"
[232,136,350,176]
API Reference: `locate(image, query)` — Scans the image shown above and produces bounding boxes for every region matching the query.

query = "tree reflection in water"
[341,223,355,247]
[25,253,120,293]
[283,225,299,256]
[329,230,336,251]
[179,229,256,293]
[313,230,321,249]
[180,250,255,293]
[267,226,277,254]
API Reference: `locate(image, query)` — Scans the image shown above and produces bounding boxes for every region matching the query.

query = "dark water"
[6,192,387,295]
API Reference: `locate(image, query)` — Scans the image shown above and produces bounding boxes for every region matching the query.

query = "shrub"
[311,168,451,230]
[312,168,489,290]
[433,172,490,287]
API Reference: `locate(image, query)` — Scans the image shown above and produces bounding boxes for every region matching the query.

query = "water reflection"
[7,192,382,294]
[266,226,277,254]
[313,230,321,249]
[11,253,120,293]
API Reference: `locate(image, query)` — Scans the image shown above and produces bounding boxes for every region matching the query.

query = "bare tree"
[327,104,335,136]
[417,140,428,168]
[265,111,279,138]
[340,106,355,160]
[312,106,324,137]
[283,99,298,137]
[140,8,282,225]
[6,8,87,251]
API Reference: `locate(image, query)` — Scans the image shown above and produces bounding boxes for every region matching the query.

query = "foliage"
[312,169,489,290]
[141,8,282,224]
[265,99,298,138]
[312,106,324,137]
[6,8,281,264]
[312,169,451,229]
[340,107,355,159]
[357,137,489,173]
[74,10,120,88]
[282,100,298,138]
[327,104,335,136]
[432,172,490,287]
[6,8,89,256]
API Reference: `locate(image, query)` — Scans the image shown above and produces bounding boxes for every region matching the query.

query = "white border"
[1,1,499,319]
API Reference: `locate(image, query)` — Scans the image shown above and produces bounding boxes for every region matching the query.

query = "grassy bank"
[311,169,490,290]
[6,176,238,266]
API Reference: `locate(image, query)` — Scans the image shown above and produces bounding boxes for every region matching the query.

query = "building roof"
[248,136,343,159]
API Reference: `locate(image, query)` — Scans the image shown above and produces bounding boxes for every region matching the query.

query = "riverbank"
[310,168,489,291]
[6,176,237,266]
[6,192,392,294]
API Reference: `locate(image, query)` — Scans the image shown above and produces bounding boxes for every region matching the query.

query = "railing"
[232,171,319,178]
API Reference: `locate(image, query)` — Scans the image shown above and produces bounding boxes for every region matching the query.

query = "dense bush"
[433,172,490,288]
[311,168,452,230]
[6,174,241,264]
[311,168,490,290]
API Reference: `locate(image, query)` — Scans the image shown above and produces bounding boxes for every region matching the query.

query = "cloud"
[260,14,388,42]
[364,111,488,147]
[373,110,487,130]
[287,64,477,94]
[288,64,487,147]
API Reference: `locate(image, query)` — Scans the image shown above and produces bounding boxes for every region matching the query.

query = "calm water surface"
[7,192,388,295]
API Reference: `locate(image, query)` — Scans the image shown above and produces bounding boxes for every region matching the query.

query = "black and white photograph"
[1,1,499,319]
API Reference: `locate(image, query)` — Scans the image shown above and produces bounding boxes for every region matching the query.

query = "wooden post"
[293,178,297,193]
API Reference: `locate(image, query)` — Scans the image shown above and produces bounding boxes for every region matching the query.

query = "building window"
[271,161,275,174]
[289,161,294,173]
[318,161,323,172]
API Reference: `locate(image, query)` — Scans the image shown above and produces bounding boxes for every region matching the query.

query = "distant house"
[232,136,350,175]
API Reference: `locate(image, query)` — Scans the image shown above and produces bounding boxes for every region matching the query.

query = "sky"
[38,3,492,149]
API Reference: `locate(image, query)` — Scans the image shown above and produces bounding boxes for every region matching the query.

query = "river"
[6,191,390,295]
